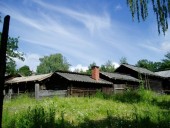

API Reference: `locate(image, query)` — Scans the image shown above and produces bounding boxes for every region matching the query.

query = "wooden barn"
[115,64,164,93]
[100,72,139,93]
[5,66,113,98]
[5,73,53,98]
[51,67,113,96]
[155,70,170,94]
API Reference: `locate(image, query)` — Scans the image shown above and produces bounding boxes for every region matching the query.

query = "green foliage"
[136,59,162,72]
[5,60,17,75]
[6,103,56,128]
[84,60,116,75]
[18,65,32,76]
[160,52,170,70]
[0,32,24,75]
[36,53,70,74]
[84,62,96,75]
[136,52,170,72]
[6,36,24,61]
[127,0,170,34]
[100,60,115,73]
[2,91,170,128]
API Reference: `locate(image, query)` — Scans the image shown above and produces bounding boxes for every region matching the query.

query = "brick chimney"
[92,66,99,81]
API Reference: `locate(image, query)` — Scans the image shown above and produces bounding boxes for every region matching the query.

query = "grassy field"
[2,89,170,128]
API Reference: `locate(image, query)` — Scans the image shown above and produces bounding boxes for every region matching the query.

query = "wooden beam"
[0,15,10,128]
[35,83,40,99]
[17,86,19,95]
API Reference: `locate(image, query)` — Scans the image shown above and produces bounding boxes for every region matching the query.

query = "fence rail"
[38,90,67,97]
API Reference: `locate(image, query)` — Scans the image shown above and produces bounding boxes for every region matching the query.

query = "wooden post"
[0,15,10,128]
[3,90,5,97]
[70,84,72,96]
[35,83,39,99]
[17,86,19,95]
[9,89,12,100]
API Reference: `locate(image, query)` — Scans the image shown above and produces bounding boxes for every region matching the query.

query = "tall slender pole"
[0,15,10,128]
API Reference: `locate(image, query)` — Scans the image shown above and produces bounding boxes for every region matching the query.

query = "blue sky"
[0,0,170,71]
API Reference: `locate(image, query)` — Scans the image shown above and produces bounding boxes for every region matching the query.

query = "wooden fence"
[38,90,67,98]
[4,89,67,100]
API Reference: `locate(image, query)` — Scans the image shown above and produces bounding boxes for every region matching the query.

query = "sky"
[0,0,170,72]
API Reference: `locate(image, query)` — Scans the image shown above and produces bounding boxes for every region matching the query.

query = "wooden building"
[5,73,53,98]
[5,64,169,98]
[5,66,113,98]
[115,64,164,93]
[51,68,113,96]
[100,72,139,93]
[155,70,170,94]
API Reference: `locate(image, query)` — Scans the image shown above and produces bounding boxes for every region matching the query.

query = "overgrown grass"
[2,89,170,128]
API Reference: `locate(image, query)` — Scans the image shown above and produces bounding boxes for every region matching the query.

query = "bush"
[7,103,56,128]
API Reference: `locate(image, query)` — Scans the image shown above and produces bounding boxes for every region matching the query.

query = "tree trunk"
[0,15,10,128]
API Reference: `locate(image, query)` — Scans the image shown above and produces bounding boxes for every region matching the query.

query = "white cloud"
[112,62,119,68]
[69,62,119,73]
[139,40,170,53]
[1,0,166,70]
[33,0,111,34]
[69,64,88,72]
[160,42,170,51]
[139,43,161,52]
[14,53,41,72]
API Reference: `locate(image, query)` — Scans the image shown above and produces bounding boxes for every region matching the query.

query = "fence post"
[9,89,12,99]
[17,86,20,95]
[35,83,39,99]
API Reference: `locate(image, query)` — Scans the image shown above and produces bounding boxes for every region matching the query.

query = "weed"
[2,90,170,128]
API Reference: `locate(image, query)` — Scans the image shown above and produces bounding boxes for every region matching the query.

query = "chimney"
[92,66,99,81]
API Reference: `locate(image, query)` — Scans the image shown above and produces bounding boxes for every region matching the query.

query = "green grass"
[2,89,170,128]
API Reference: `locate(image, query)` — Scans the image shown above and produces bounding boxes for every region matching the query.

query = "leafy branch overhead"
[0,33,24,75]
[127,0,170,34]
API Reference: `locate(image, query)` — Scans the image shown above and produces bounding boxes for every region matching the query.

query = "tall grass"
[2,89,170,128]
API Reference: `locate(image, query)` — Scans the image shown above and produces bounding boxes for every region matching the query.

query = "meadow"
[2,89,170,128]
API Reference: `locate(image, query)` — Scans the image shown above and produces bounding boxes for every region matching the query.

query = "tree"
[127,0,170,34]
[160,52,170,70]
[0,34,24,75]
[73,68,85,73]
[136,59,162,72]
[119,57,128,64]
[6,60,17,75]
[18,65,32,76]
[100,60,115,73]
[84,62,96,75]
[36,53,70,74]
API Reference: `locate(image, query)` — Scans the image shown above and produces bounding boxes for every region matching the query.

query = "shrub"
[7,103,56,128]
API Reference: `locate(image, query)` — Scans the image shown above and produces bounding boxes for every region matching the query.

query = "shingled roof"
[117,64,160,77]
[55,72,112,85]
[155,70,170,78]
[6,71,112,85]
[5,73,53,84]
[100,72,139,82]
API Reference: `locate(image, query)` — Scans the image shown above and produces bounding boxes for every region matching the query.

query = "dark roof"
[116,64,159,77]
[155,70,170,78]
[55,71,112,85]
[5,71,112,85]
[100,72,139,82]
